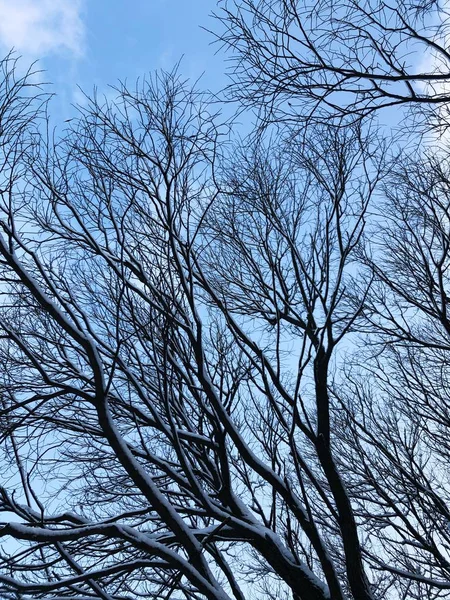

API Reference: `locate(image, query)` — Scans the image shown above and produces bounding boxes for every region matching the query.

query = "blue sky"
[0,0,226,119]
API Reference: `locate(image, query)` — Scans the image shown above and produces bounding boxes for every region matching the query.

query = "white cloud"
[0,0,84,58]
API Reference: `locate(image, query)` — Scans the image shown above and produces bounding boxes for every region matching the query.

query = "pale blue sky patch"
[0,0,85,58]
[0,1,226,120]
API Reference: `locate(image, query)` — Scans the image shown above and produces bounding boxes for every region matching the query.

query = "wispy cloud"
[0,0,85,58]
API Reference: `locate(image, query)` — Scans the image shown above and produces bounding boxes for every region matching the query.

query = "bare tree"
[0,0,450,595]
[0,51,399,600]
[330,147,450,599]
[213,0,450,127]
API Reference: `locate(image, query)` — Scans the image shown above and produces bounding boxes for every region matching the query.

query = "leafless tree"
[330,147,450,600]
[0,50,398,600]
[213,0,450,127]
[0,0,450,594]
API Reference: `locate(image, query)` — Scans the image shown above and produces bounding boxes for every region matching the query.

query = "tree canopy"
[0,1,450,599]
